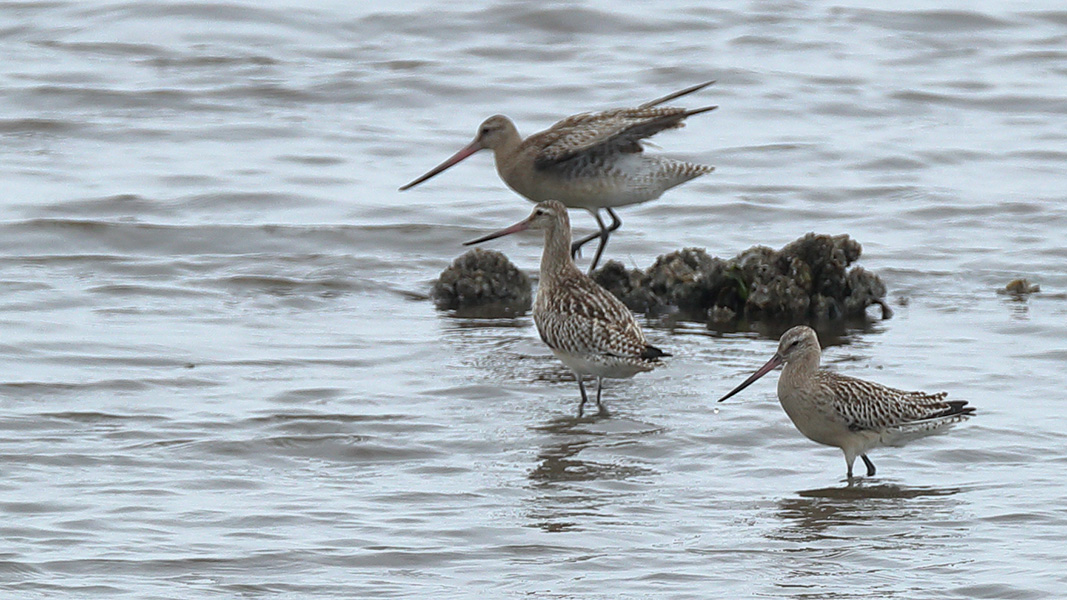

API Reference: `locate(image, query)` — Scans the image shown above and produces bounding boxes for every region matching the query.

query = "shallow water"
[1,1,1066,598]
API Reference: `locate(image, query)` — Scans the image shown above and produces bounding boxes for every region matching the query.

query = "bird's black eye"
[480,127,491,136]
[788,340,800,349]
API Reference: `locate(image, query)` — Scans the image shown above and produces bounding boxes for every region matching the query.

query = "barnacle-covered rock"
[1001,278,1040,297]
[431,248,531,317]
[590,233,888,325]
[591,259,658,313]
[431,234,888,324]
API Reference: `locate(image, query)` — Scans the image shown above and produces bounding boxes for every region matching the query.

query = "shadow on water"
[523,414,661,533]
[771,480,964,541]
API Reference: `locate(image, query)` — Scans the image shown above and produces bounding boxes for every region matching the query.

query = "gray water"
[1,1,1066,598]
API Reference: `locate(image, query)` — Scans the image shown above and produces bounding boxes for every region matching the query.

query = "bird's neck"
[539,221,581,282]
[781,348,821,386]
[490,130,524,182]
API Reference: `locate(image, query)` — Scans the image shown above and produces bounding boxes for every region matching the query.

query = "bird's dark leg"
[861,454,876,477]
[570,210,606,260]
[586,208,622,274]
[604,208,623,234]
[594,376,609,417]
[577,376,588,418]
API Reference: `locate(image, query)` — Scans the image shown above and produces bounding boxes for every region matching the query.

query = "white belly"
[506,154,701,210]
[550,348,651,379]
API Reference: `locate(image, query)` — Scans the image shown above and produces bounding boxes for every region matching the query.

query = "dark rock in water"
[845,267,892,319]
[592,233,889,324]
[432,248,531,317]
[1001,278,1039,297]
[433,234,888,324]
[592,260,660,314]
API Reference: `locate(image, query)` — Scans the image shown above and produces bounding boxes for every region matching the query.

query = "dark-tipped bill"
[463,217,531,246]
[399,140,482,191]
[717,353,783,403]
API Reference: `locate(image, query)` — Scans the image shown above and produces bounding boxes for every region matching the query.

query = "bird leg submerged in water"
[576,376,610,418]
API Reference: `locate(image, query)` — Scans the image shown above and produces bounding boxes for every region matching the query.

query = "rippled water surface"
[1,1,1066,598]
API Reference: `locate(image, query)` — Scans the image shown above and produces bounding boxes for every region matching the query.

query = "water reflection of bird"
[718,326,975,479]
[400,82,716,272]
[772,483,963,541]
[525,417,656,533]
[466,200,669,417]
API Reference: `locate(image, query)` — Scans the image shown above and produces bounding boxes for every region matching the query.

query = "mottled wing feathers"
[531,106,713,169]
[815,371,972,432]
[535,276,652,360]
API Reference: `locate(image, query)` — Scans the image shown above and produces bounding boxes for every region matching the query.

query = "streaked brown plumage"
[464,200,669,417]
[718,326,975,478]
[401,81,716,273]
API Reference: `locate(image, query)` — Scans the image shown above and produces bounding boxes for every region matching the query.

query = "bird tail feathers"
[880,413,972,447]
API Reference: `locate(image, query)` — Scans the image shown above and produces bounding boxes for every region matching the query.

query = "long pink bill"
[398,140,482,191]
[718,353,783,403]
[463,217,531,246]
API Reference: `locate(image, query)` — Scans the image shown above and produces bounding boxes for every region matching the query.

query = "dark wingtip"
[948,400,975,416]
[926,400,975,419]
[641,345,670,360]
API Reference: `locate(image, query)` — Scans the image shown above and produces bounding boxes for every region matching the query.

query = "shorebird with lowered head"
[465,200,669,417]
[401,81,716,273]
[718,326,975,479]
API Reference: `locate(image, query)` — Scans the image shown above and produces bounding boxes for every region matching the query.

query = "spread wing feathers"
[532,105,715,169]
[535,278,652,360]
[815,371,974,437]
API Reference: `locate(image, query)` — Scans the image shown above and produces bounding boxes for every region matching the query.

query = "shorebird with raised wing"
[718,326,975,479]
[401,81,716,272]
[465,200,669,417]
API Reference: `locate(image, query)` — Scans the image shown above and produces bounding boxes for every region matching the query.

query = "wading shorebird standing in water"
[465,200,669,417]
[400,81,717,273]
[718,326,975,479]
